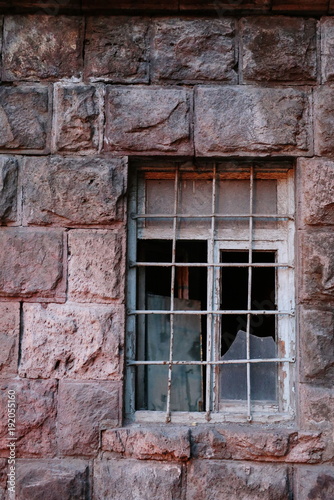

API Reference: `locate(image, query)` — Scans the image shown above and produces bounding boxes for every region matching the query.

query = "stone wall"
[0,9,333,500]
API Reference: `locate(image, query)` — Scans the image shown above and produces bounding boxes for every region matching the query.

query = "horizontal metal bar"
[127,358,295,366]
[128,309,294,316]
[132,213,294,220]
[130,262,292,269]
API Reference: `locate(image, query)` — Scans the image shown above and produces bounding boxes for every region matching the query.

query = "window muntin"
[126,161,295,424]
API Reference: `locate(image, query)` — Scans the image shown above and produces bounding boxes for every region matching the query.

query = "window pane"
[145,179,174,232]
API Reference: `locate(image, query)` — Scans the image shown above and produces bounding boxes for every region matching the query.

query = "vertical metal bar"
[246,166,254,422]
[166,166,179,423]
[206,163,217,420]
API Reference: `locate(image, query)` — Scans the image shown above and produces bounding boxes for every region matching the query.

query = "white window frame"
[125,160,296,425]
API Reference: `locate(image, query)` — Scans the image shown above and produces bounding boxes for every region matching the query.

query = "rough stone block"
[297,158,334,226]
[300,384,334,429]
[0,459,6,500]
[53,84,104,153]
[2,15,84,81]
[102,426,190,461]
[186,461,290,500]
[241,17,317,83]
[23,156,127,226]
[151,18,236,84]
[0,228,64,300]
[0,379,57,458]
[0,303,19,378]
[68,229,124,302]
[0,86,50,152]
[321,18,334,82]
[0,156,18,225]
[19,303,123,379]
[105,86,192,155]
[16,459,90,499]
[194,86,311,156]
[84,17,149,83]
[300,308,334,385]
[58,381,121,457]
[314,86,334,156]
[296,466,334,499]
[299,231,334,303]
[94,459,183,500]
[190,426,324,463]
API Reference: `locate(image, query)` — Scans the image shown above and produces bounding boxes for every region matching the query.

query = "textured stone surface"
[314,86,334,156]
[151,18,236,83]
[180,0,270,10]
[2,15,84,81]
[300,385,334,429]
[190,426,324,463]
[0,379,57,458]
[0,86,50,151]
[84,17,149,83]
[272,0,328,13]
[186,461,290,500]
[58,381,121,457]
[105,86,192,154]
[0,156,18,224]
[23,156,127,226]
[0,229,64,299]
[241,17,317,83]
[298,158,334,226]
[300,308,334,385]
[102,426,190,461]
[68,229,124,302]
[53,84,104,153]
[321,18,334,82]
[0,459,6,500]
[16,459,90,500]
[94,459,183,500]
[299,231,334,303]
[19,303,123,379]
[195,86,310,156]
[0,303,19,378]
[82,0,179,11]
[296,466,334,499]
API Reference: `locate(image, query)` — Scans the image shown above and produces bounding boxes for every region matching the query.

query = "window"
[126,160,295,424]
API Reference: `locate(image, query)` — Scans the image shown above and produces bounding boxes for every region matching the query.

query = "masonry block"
[2,15,84,81]
[179,0,270,11]
[19,303,123,379]
[16,459,90,499]
[0,156,18,225]
[272,0,328,13]
[105,86,193,155]
[314,86,334,156]
[0,86,50,152]
[68,229,125,302]
[94,459,183,500]
[194,86,311,156]
[151,18,236,84]
[0,303,19,378]
[84,17,149,83]
[82,0,179,11]
[296,465,334,499]
[53,84,104,154]
[58,381,121,457]
[299,231,334,304]
[0,228,64,300]
[321,18,334,82]
[23,156,127,226]
[186,461,290,500]
[300,384,334,430]
[297,158,334,226]
[102,426,190,461]
[241,17,317,83]
[299,308,334,386]
[0,379,57,458]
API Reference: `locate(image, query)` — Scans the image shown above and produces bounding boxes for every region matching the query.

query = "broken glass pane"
[220,330,277,402]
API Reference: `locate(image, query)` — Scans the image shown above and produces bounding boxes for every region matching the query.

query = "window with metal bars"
[126,160,296,424]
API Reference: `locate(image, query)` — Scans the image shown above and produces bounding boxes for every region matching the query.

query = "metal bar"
[246,166,254,422]
[128,358,295,366]
[166,167,179,423]
[129,309,294,316]
[131,262,292,269]
[132,213,294,220]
